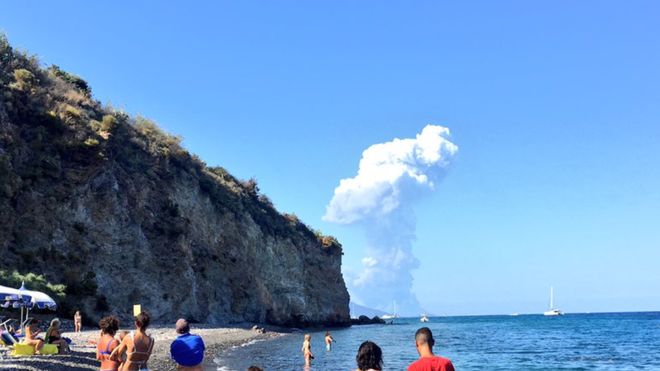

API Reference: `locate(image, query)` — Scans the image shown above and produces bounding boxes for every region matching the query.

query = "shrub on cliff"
[132,116,184,157]
[10,68,36,91]
[0,270,66,300]
[100,114,117,133]
[241,177,260,196]
[47,65,91,97]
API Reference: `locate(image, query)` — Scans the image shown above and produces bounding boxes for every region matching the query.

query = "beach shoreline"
[0,324,282,371]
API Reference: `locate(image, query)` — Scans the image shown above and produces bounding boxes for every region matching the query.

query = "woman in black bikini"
[45,318,69,354]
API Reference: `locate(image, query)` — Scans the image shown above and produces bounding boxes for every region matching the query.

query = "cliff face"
[0,36,350,327]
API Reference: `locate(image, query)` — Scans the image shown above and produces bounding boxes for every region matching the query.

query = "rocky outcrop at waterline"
[0,35,350,327]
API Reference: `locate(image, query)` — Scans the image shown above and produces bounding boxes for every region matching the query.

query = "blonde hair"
[50,318,61,328]
[304,334,311,341]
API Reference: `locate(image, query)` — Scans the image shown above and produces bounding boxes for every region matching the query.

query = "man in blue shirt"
[170,318,205,370]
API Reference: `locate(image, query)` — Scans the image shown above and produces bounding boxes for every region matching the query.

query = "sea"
[215,312,660,371]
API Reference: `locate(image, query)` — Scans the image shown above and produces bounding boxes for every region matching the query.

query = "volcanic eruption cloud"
[323,125,458,315]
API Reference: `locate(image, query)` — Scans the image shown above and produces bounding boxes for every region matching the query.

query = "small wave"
[238,338,265,348]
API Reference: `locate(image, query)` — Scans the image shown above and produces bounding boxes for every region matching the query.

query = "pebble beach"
[0,325,280,371]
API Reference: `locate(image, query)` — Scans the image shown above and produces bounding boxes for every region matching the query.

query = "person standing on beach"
[170,318,205,371]
[111,311,155,371]
[74,311,82,332]
[407,327,455,371]
[325,331,335,351]
[96,316,120,371]
[301,334,314,366]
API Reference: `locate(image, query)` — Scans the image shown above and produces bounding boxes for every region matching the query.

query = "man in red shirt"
[407,327,455,371]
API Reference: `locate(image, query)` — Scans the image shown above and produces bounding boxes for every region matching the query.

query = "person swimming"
[325,331,335,351]
[301,334,314,366]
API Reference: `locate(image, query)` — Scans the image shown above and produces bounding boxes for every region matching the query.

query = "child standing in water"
[325,331,334,351]
[301,334,314,366]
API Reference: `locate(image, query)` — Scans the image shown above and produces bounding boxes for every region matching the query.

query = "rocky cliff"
[0,36,350,327]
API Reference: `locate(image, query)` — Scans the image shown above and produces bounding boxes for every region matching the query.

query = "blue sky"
[2,1,659,315]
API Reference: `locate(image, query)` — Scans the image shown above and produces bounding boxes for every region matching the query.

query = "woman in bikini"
[301,334,314,367]
[97,316,120,371]
[74,311,82,332]
[111,312,155,371]
[45,318,69,353]
[24,319,44,354]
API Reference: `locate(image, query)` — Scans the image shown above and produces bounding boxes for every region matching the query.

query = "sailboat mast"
[550,286,554,309]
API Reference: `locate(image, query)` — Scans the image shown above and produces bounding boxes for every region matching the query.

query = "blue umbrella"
[0,284,32,310]
[19,283,57,310]
[13,282,57,328]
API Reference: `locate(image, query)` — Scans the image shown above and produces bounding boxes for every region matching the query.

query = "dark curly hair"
[98,316,119,336]
[356,340,383,370]
[135,311,150,329]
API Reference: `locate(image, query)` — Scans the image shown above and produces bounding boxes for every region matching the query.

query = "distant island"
[0,34,350,327]
[349,302,388,318]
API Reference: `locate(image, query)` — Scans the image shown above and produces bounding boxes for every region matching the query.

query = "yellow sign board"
[133,304,141,317]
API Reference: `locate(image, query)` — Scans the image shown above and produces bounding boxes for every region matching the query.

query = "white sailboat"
[381,301,399,320]
[420,313,429,322]
[543,286,563,316]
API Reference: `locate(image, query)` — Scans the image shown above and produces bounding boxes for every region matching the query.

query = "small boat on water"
[543,286,564,316]
[420,313,429,322]
[381,300,399,320]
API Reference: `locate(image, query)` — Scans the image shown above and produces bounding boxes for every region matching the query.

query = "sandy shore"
[0,325,281,371]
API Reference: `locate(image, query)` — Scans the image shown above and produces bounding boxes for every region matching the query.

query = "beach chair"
[0,318,13,333]
[0,319,21,347]
[0,329,18,346]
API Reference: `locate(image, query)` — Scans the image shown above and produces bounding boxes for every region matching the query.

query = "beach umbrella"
[14,282,57,328]
[0,284,31,302]
[0,284,32,311]
[19,284,57,310]
[0,284,32,329]
[1,285,16,307]
[0,285,16,301]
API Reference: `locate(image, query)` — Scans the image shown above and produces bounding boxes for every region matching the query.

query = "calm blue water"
[216,312,660,370]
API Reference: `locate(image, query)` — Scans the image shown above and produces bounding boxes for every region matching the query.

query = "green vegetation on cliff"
[0,33,340,246]
[0,270,66,300]
[0,34,348,326]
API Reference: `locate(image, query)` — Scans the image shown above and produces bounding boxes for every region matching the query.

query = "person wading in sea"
[325,331,335,351]
[301,334,314,366]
